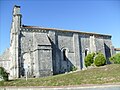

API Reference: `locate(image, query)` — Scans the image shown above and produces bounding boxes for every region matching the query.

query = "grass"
[1,64,120,86]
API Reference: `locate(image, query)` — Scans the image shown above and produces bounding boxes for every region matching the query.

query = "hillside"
[1,64,120,86]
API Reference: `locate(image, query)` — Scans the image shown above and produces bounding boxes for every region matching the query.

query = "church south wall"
[78,34,112,69]
[48,30,82,73]
[79,34,90,69]
[103,36,113,63]
[56,31,75,73]
[20,29,112,76]
[95,36,112,64]
[49,30,112,72]
[57,32,74,52]
[94,36,112,57]
[94,36,105,54]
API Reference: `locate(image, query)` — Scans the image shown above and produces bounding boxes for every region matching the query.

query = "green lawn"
[1,64,120,86]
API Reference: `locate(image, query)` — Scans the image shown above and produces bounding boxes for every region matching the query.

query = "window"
[85,48,89,56]
[85,49,87,56]
[63,49,66,61]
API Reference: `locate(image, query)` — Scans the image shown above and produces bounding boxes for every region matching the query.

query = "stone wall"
[19,28,113,77]
[104,36,113,63]
[20,30,53,77]
[57,31,74,73]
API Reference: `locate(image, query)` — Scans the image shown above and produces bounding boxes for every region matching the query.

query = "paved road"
[0,85,120,90]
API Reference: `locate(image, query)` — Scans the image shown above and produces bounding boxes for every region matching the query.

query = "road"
[0,84,120,90]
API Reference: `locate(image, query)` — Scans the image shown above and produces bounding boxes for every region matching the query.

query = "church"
[0,5,115,79]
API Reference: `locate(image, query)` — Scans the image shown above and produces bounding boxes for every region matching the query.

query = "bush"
[109,53,120,64]
[0,67,8,81]
[85,53,95,67]
[94,53,106,67]
[70,66,77,71]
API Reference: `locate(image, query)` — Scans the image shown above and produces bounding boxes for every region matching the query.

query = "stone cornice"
[20,26,112,38]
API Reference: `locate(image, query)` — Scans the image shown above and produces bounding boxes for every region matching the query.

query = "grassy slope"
[1,64,120,86]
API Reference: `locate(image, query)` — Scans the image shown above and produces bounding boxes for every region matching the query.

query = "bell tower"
[10,5,22,78]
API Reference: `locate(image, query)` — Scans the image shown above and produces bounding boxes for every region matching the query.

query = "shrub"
[70,66,77,71]
[0,67,8,81]
[109,53,120,64]
[94,53,106,67]
[85,53,95,67]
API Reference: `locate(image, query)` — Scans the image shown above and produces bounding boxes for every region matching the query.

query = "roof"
[114,48,120,51]
[21,25,112,37]
[34,33,51,46]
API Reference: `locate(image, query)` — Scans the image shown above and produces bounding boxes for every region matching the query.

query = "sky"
[0,0,120,55]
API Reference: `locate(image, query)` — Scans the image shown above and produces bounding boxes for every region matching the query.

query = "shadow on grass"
[7,79,16,82]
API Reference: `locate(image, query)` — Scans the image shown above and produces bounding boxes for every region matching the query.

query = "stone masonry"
[0,5,115,79]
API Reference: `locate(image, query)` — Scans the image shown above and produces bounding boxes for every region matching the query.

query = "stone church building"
[0,5,115,79]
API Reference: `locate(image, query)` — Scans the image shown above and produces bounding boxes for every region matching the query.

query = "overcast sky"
[0,0,120,55]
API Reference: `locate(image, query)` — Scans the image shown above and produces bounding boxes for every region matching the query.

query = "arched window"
[63,49,66,61]
[85,48,89,56]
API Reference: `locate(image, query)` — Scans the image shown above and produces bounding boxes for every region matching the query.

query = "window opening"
[85,49,88,56]
[63,49,66,61]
